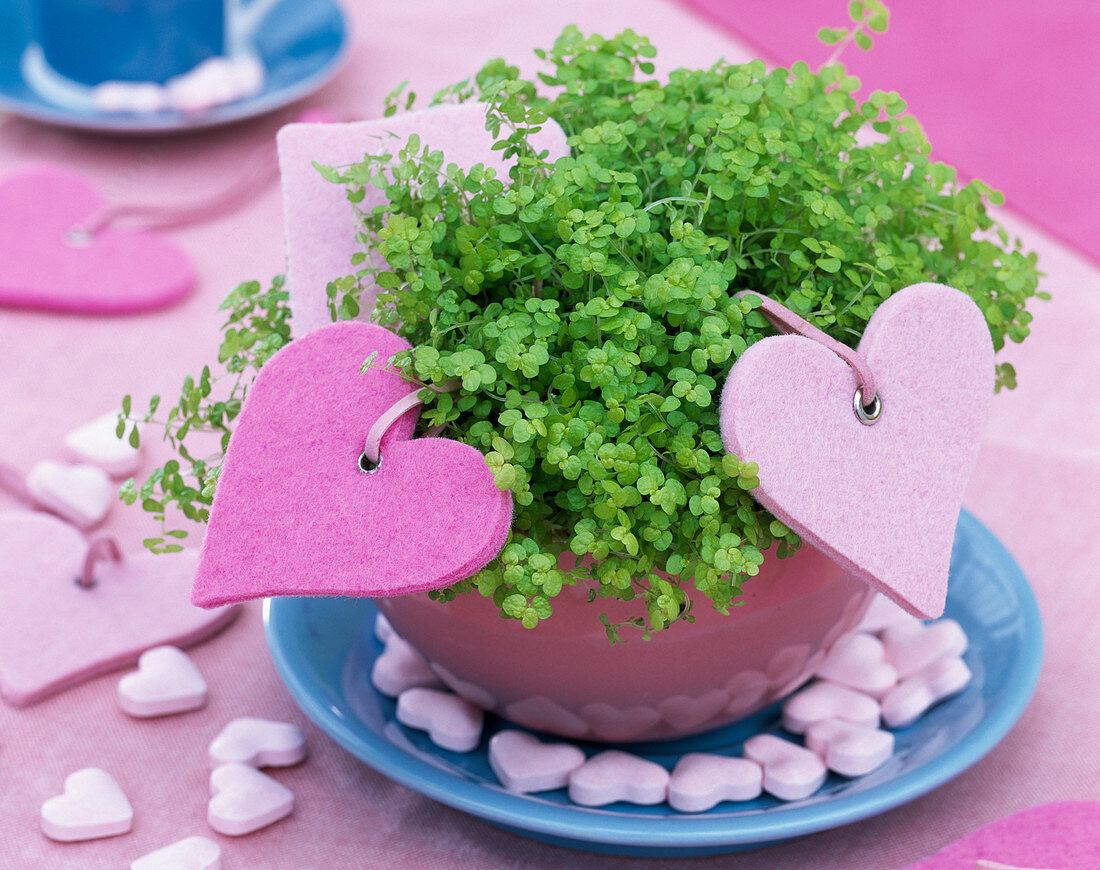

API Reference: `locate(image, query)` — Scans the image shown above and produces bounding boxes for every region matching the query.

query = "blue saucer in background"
[0,0,349,133]
[265,510,1042,857]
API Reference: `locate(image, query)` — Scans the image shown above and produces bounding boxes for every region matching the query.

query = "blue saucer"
[0,0,348,133]
[264,510,1042,857]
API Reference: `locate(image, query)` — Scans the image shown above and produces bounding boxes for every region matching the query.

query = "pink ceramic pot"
[377,544,874,742]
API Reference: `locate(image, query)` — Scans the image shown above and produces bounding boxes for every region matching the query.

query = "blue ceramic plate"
[264,510,1042,857]
[0,0,348,133]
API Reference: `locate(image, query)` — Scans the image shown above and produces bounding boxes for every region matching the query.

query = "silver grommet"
[854,388,882,426]
[358,451,383,474]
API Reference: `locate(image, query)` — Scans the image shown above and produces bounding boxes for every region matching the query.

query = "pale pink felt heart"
[190,321,513,607]
[0,164,194,314]
[720,283,994,619]
[0,512,238,707]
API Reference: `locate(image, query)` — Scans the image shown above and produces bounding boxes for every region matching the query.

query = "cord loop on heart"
[359,377,461,472]
[79,535,122,588]
[736,291,881,424]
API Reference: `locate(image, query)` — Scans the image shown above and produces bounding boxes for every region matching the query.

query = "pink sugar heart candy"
[277,105,570,337]
[804,717,895,777]
[580,701,661,741]
[816,633,899,698]
[781,681,881,734]
[41,768,133,842]
[396,687,484,753]
[131,835,222,870]
[0,164,193,314]
[65,411,143,478]
[668,753,763,813]
[857,593,921,635]
[118,645,208,718]
[658,689,731,732]
[26,460,113,529]
[208,763,294,837]
[0,513,238,707]
[882,656,972,729]
[882,618,969,679]
[370,633,443,698]
[191,322,512,607]
[488,730,586,793]
[503,695,590,739]
[567,750,670,807]
[208,717,307,768]
[720,284,994,619]
[743,734,827,801]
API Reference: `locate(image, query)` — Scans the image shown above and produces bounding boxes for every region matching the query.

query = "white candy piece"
[668,752,763,812]
[118,645,208,718]
[208,763,293,836]
[882,618,968,679]
[568,750,670,807]
[805,717,895,777]
[488,730,586,793]
[743,734,827,801]
[396,687,484,752]
[26,460,113,528]
[881,655,972,728]
[781,681,881,734]
[373,612,395,644]
[856,593,921,634]
[41,768,133,842]
[816,632,899,698]
[92,81,168,114]
[131,835,222,870]
[208,717,307,768]
[370,633,443,697]
[65,411,143,478]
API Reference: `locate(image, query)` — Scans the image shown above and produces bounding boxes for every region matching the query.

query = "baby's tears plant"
[123,7,1043,642]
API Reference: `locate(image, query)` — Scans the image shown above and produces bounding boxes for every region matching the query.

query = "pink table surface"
[0,1,1097,867]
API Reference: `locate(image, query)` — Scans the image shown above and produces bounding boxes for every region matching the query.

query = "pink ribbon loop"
[79,535,122,589]
[360,377,461,468]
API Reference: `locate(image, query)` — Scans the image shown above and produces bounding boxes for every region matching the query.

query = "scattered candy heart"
[882,618,968,679]
[26,459,113,528]
[0,513,238,706]
[208,717,307,768]
[207,763,294,836]
[668,753,763,812]
[41,767,133,842]
[131,835,222,870]
[396,687,484,753]
[856,593,920,635]
[882,656,972,729]
[743,734,828,801]
[720,283,994,619]
[580,701,661,741]
[64,411,143,478]
[781,681,881,734]
[118,645,208,718]
[0,164,193,313]
[370,633,443,698]
[816,632,899,698]
[191,322,513,607]
[488,730,586,793]
[568,750,670,807]
[805,718,895,777]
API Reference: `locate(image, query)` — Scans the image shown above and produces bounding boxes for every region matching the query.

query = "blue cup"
[31,0,227,85]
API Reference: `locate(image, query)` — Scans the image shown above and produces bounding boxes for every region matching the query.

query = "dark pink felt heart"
[190,321,513,608]
[720,283,994,619]
[0,512,238,706]
[0,164,193,314]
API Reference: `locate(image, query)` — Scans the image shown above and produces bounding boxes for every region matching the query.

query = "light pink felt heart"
[190,321,513,607]
[720,283,994,619]
[0,164,193,314]
[0,512,238,707]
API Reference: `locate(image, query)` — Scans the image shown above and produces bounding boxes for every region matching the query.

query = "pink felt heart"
[0,512,238,707]
[720,283,994,618]
[191,321,513,607]
[0,164,193,314]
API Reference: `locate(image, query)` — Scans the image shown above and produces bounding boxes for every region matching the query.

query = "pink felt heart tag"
[0,164,193,314]
[191,321,513,607]
[720,283,994,619]
[0,512,238,706]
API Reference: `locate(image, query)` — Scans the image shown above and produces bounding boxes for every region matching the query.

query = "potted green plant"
[122,6,1042,742]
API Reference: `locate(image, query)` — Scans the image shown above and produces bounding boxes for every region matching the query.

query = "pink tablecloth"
[0,1,1097,867]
